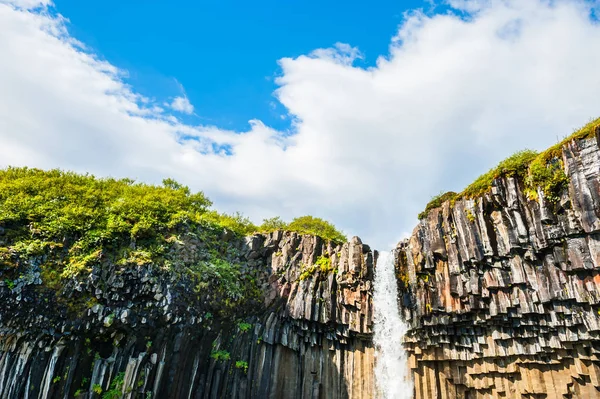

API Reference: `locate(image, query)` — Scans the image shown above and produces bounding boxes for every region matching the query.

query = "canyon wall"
[399,131,600,398]
[0,232,375,399]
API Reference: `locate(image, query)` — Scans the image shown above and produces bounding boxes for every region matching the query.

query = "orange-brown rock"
[400,134,600,399]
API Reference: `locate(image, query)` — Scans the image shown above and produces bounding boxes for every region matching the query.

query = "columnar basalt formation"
[400,132,600,398]
[3,125,600,399]
[0,232,375,398]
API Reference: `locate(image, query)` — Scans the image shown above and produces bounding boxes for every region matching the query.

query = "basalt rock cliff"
[3,122,600,399]
[0,230,375,399]
[399,126,600,398]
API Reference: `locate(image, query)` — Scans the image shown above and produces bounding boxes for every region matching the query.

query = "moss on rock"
[418,117,600,219]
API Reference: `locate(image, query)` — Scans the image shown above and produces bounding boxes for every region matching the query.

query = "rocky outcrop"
[4,126,600,399]
[400,132,600,398]
[0,232,375,399]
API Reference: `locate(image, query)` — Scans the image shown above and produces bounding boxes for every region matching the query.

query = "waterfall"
[373,250,412,399]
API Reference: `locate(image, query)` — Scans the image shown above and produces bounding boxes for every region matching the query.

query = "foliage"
[0,168,347,320]
[210,350,231,361]
[199,210,257,236]
[92,384,103,394]
[0,168,264,315]
[299,255,335,281]
[460,149,539,199]
[286,216,347,243]
[315,255,333,273]
[525,156,568,203]
[395,251,410,289]
[235,360,249,373]
[259,215,346,243]
[0,168,210,274]
[417,117,600,219]
[465,209,476,223]
[298,263,317,281]
[190,257,244,308]
[237,322,252,332]
[418,191,458,219]
[258,216,287,231]
[102,372,125,399]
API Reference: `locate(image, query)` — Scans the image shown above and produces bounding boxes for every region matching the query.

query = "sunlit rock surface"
[400,132,600,398]
[3,127,600,399]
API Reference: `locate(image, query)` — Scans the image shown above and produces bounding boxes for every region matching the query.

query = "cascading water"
[373,250,413,399]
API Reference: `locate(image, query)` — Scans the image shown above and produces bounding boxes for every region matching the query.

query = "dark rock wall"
[400,133,600,399]
[0,233,375,399]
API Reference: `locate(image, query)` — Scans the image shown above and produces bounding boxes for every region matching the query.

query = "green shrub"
[0,168,211,275]
[418,191,458,219]
[0,168,262,313]
[210,350,230,361]
[525,156,568,203]
[315,255,333,273]
[287,216,346,243]
[299,255,336,281]
[465,209,476,223]
[101,372,125,399]
[235,360,249,373]
[190,257,243,308]
[460,149,539,199]
[258,216,287,231]
[298,264,317,281]
[199,210,257,236]
[259,215,346,243]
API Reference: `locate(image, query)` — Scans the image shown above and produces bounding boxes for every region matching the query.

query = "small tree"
[287,216,346,243]
[259,216,287,232]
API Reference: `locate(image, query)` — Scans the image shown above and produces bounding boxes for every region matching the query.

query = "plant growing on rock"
[315,255,333,273]
[102,372,125,399]
[210,350,230,361]
[418,191,458,219]
[0,167,267,319]
[287,216,347,243]
[417,117,600,219]
[235,360,249,373]
[258,216,287,232]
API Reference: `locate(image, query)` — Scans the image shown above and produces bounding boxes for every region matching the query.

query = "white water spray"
[373,250,413,399]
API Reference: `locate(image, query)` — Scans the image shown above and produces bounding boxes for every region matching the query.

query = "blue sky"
[1,0,600,247]
[53,0,426,131]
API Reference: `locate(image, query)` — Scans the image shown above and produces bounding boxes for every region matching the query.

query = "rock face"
[400,133,600,398]
[0,233,375,398]
[4,130,600,399]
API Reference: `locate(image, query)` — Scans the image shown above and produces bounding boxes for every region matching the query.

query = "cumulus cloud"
[170,96,194,114]
[0,0,599,248]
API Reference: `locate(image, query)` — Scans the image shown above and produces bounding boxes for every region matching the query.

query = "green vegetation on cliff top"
[0,167,346,315]
[0,167,345,248]
[418,117,600,219]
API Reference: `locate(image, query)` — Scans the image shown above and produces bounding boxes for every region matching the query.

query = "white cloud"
[1,0,600,248]
[170,96,194,114]
[0,0,52,10]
